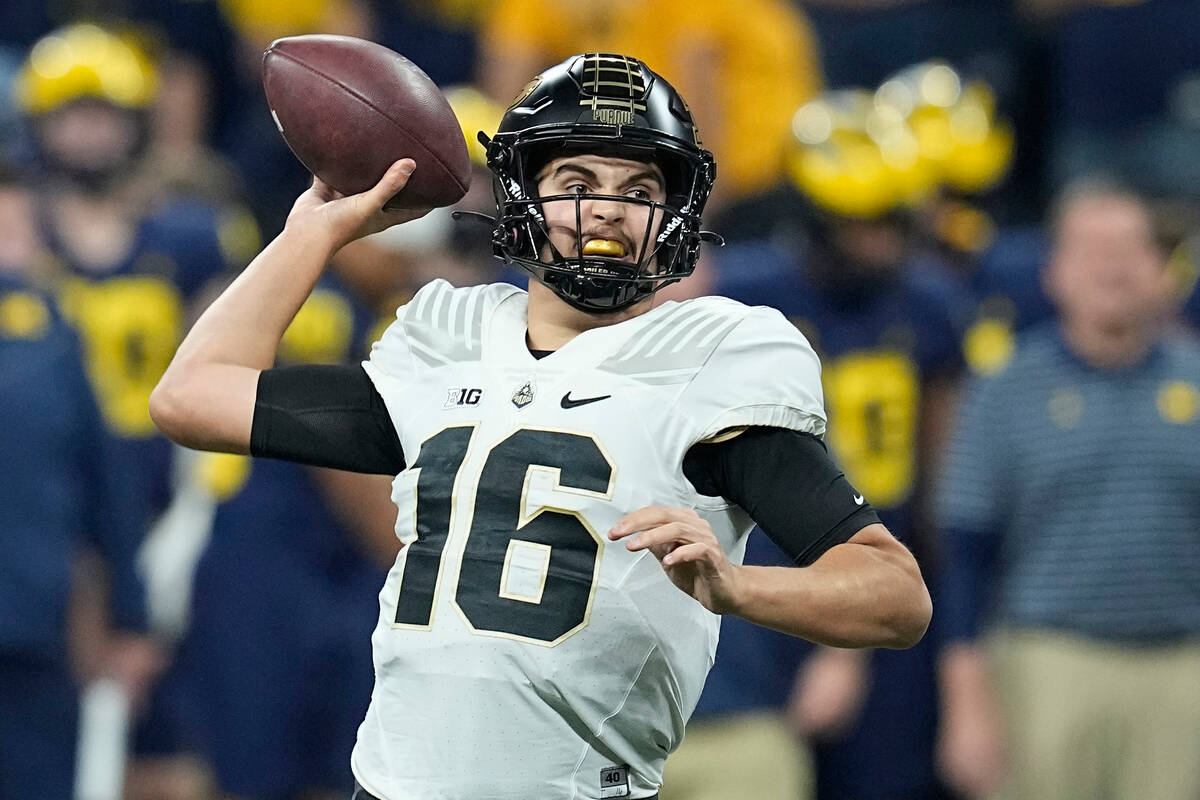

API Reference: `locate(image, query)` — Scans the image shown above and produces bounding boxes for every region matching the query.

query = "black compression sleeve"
[250,364,405,475]
[683,427,880,566]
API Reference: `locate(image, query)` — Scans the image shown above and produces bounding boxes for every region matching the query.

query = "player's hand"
[609,506,745,614]
[285,159,430,250]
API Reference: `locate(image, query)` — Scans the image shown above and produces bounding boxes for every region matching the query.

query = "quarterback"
[151,54,930,800]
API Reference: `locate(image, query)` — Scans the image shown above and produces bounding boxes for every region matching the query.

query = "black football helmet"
[483,53,719,313]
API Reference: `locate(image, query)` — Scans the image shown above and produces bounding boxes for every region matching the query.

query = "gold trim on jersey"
[701,425,749,444]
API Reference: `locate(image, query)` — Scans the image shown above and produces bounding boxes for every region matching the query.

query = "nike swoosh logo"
[853,494,865,505]
[560,392,612,409]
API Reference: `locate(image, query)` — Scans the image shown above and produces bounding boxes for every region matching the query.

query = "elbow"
[881,576,933,650]
[149,370,200,447]
[149,374,184,443]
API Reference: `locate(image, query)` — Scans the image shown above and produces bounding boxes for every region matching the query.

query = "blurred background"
[1,1,1198,799]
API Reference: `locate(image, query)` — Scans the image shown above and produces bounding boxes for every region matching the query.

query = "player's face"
[1047,194,1170,333]
[38,99,140,175]
[534,154,667,267]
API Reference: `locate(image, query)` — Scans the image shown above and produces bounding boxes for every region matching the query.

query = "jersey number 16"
[393,425,615,646]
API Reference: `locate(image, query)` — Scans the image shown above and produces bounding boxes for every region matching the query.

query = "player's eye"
[568,183,588,195]
[627,187,651,201]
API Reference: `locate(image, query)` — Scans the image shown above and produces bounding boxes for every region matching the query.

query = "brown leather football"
[262,35,471,210]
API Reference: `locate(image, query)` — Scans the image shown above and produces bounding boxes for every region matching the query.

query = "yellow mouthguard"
[582,239,626,257]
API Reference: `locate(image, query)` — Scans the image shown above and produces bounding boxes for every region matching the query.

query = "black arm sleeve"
[250,364,405,475]
[683,426,880,566]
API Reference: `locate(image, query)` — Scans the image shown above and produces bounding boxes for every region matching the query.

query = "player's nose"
[588,195,627,224]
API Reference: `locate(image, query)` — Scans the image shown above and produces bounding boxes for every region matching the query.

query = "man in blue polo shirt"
[935,178,1200,800]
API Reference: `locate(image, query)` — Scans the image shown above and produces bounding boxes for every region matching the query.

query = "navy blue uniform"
[0,272,148,797]
[716,240,963,800]
[145,277,388,800]
[46,198,232,523]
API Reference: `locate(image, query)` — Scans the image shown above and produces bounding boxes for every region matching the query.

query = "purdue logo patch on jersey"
[511,380,535,409]
[599,765,630,798]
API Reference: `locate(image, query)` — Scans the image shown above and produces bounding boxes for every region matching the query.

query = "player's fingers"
[609,506,700,539]
[623,521,702,552]
[662,541,711,567]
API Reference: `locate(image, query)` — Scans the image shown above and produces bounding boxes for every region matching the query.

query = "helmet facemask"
[480,54,720,314]
[490,132,712,312]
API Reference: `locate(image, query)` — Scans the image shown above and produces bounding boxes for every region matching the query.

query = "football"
[262,34,471,210]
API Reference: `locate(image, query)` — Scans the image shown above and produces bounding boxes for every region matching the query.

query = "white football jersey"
[354,279,825,800]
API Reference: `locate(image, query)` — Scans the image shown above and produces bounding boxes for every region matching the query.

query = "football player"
[151,53,931,800]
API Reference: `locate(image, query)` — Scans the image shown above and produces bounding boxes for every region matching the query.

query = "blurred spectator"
[14,22,238,529]
[712,107,965,797]
[935,178,1200,800]
[0,166,162,798]
[478,0,823,204]
[131,51,248,207]
[660,531,813,800]
[139,273,398,800]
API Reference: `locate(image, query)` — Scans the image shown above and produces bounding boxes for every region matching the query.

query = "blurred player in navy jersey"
[0,166,161,798]
[714,89,966,800]
[150,53,931,800]
[14,22,241,534]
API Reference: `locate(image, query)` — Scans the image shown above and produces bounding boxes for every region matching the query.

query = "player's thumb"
[366,159,416,208]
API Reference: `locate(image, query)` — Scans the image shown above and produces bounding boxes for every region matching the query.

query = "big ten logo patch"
[444,387,483,408]
[600,765,630,798]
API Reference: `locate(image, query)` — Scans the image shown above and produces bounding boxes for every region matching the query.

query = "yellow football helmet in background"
[15,23,159,115]
[787,61,1014,219]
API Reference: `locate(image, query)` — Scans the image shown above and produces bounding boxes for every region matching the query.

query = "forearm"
[728,524,931,648]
